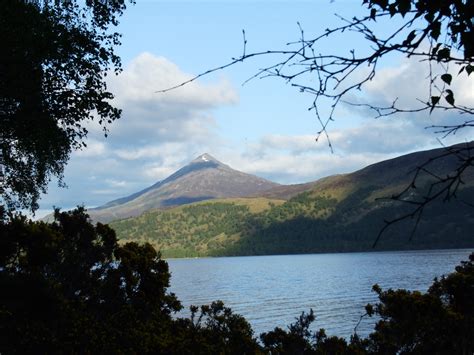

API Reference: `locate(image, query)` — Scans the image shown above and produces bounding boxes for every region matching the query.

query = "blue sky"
[36,0,474,217]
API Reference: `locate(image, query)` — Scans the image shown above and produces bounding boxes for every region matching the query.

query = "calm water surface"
[167,249,472,338]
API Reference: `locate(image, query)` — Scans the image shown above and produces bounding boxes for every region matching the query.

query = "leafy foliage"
[112,200,259,257]
[181,301,261,354]
[366,252,474,353]
[0,208,261,353]
[1,209,473,354]
[257,253,474,354]
[0,207,181,353]
[0,0,132,210]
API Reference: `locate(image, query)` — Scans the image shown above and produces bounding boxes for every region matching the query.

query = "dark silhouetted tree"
[259,253,474,354]
[0,0,133,211]
[366,252,474,354]
[0,207,181,353]
[1,206,473,353]
[0,207,262,354]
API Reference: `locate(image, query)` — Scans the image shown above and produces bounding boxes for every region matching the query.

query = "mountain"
[110,143,474,257]
[88,153,280,222]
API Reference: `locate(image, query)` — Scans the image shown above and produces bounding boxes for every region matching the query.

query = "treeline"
[111,185,474,258]
[230,186,474,256]
[1,209,473,354]
[111,194,338,258]
[112,201,257,257]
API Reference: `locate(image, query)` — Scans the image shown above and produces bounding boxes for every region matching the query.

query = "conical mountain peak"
[86,153,279,222]
[191,153,222,165]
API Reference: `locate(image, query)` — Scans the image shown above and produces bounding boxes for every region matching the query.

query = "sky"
[35,0,474,218]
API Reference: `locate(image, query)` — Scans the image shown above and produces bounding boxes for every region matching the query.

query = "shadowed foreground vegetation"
[1,208,473,354]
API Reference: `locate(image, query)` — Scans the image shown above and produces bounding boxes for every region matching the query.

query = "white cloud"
[39,52,473,213]
[73,139,107,158]
[105,179,128,188]
[245,119,436,159]
[230,56,474,183]
[143,165,177,181]
[222,148,392,185]
[350,56,474,127]
[104,52,238,145]
[91,189,118,196]
[259,134,318,153]
[225,107,468,184]
[40,53,238,210]
[112,53,238,107]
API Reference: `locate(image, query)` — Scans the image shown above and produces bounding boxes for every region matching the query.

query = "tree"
[258,252,474,354]
[0,0,133,211]
[1,206,473,353]
[0,207,262,353]
[177,301,261,354]
[366,253,474,353]
[160,0,474,240]
[0,207,182,353]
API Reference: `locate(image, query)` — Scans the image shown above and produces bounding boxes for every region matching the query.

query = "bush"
[0,208,472,354]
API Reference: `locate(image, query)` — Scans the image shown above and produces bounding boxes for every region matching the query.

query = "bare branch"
[156,1,474,243]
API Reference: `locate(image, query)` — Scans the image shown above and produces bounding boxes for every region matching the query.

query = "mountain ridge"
[110,142,474,257]
[97,154,225,209]
[87,153,280,222]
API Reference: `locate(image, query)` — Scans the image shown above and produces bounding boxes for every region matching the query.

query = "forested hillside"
[111,198,285,257]
[111,144,474,258]
[111,188,474,258]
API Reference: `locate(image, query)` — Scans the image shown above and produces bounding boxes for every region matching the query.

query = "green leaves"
[1,0,131,211]
[430,96,440,112]
[369,0,389,10]
[371,253,474,354]
[436,47,451,61]
[430,20,441,40]
[440,73,452,85]
[0,208,184,353]
[370,7,377,20]
[397,0,411,17]
[367,0,412,17]
[365,303,374,316]
[445,89,455,106]
[433,77,456,107]
[403,30,416,45]
[466,65,474,76]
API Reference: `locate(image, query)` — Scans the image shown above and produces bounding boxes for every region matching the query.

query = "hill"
[87,153,279,222]
[110,143,474,257]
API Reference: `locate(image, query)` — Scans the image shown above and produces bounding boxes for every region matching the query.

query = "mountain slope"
[88,154,279,222]
[111,143,474,257]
